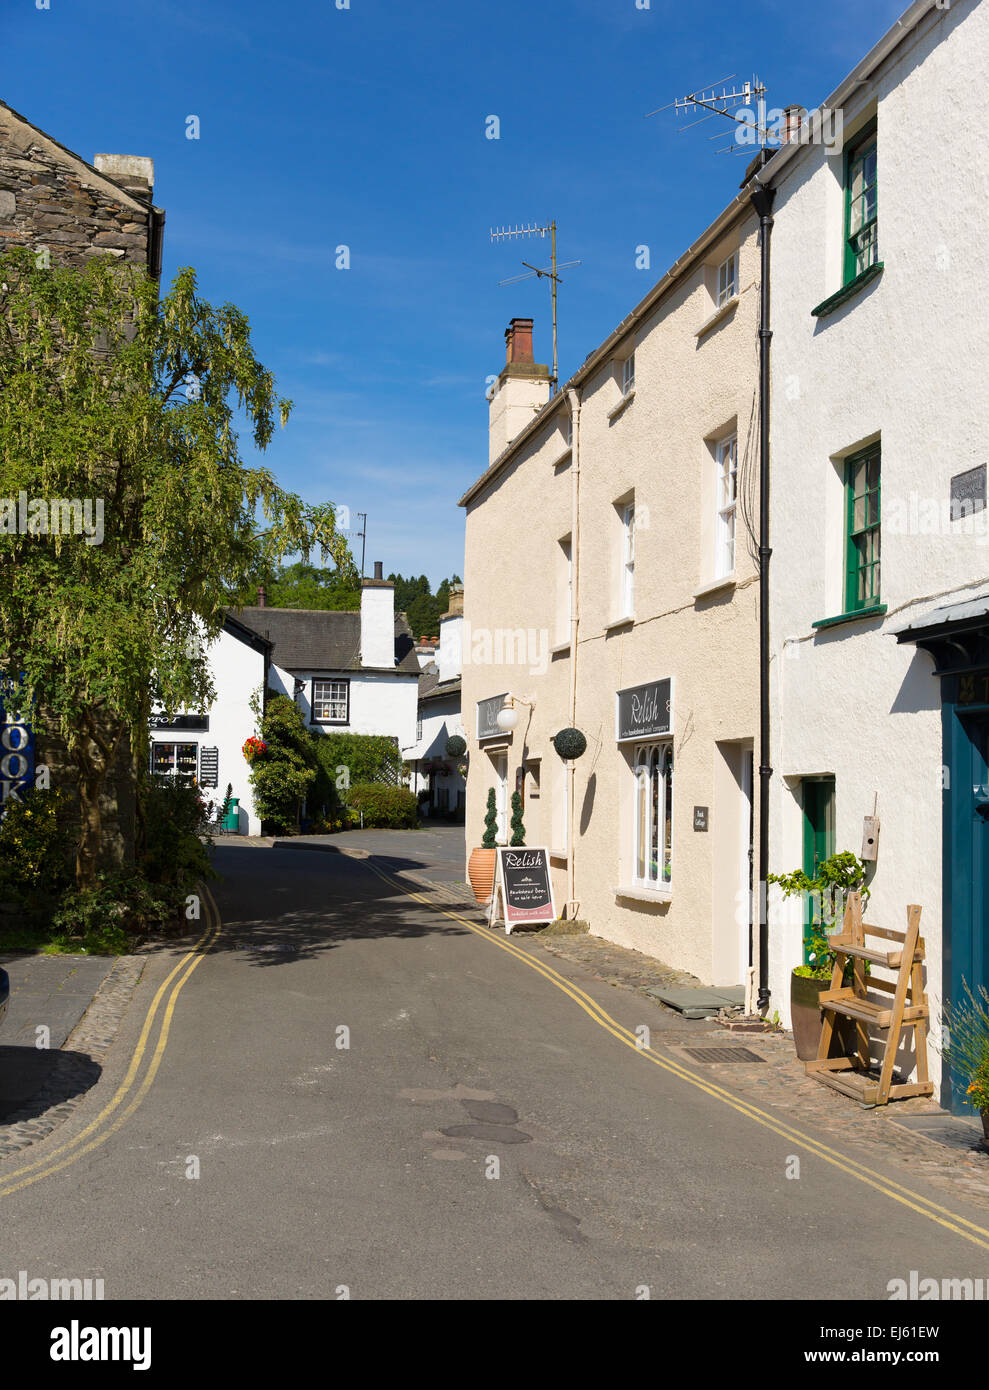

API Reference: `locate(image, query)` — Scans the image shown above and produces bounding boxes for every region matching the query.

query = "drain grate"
[681,1046,765,1065]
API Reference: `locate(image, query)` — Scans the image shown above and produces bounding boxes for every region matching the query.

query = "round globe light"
[496,705,519,732]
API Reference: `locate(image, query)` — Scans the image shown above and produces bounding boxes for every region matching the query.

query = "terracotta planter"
[467,846,497,904]
[790,971,855,1062]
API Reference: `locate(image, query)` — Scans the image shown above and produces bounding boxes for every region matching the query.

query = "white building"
[234,561,420,762]
[406,584,466,818]
[149,614,269,836]
[760,0,988,1109]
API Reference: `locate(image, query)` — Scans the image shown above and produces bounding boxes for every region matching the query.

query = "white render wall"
[766,0,989,1083]
[150,625,266,836]
[268,663,419,755]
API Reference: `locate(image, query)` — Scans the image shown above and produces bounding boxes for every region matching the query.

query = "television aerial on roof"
[646,74,775,156]
[490,220,581,393]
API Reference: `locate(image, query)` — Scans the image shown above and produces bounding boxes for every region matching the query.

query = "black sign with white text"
[616,678,672,742]
[497,847,555,925]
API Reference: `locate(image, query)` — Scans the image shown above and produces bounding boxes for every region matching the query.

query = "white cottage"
[407,584,466,818]
[149,613,270,835]
[760,0,989,1109]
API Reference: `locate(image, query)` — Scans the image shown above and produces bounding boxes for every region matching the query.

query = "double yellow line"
[367,860,989,1255]
[0,884,221,1198]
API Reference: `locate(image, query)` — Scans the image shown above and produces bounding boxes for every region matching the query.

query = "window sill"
[693,574,736,601]
[604,614,634,634]
[551,446,572,468]
[607,389,635,422]
[615,884,672,904]
[695,296,738,340]
[811,262,884,319]
[550,640,571,656]
[811,603,888,632]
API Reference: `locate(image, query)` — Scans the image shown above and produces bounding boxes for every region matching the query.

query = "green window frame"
[844,443,881,612]
[844,121,878,284]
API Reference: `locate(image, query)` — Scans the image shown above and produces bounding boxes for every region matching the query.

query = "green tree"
[509,791,525,847]
[482,787,498,849]
[0,249,347,886]
[248,695,318,833]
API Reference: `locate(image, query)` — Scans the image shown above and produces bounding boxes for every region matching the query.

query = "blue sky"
[4,0,906,586]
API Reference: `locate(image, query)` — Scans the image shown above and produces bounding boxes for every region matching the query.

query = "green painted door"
[956,715,989,1002]
[803,778,835,963]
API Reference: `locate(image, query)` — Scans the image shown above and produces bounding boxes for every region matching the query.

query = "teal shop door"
[943,709,989,1113]
[955,715,989,1001]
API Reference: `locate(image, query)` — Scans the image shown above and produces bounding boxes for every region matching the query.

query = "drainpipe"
[566,386,582,918]
[750,179,776,1012]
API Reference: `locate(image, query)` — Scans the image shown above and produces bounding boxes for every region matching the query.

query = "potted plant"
[940,982,989,1143]
[468,787,499,904]
[767,851,870,1061]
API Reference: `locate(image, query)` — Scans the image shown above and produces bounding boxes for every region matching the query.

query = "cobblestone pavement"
[391,861,989,1213]
[0,955,145,1158]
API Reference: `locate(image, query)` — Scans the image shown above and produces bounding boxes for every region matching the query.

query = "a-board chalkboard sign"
[495,847,556,932]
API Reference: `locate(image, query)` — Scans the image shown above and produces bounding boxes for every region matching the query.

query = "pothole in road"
[460,1100,519,1125]
[441,1123,532,1144]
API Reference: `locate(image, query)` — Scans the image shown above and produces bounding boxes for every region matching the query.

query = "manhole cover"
[681,1046,765,1064]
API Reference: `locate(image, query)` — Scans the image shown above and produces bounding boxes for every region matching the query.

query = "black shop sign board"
[494,847,556,932]
[615,678,672,743]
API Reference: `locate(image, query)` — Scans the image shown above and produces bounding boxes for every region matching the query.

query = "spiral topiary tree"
[509,791,525,847]
[482,786,498,849]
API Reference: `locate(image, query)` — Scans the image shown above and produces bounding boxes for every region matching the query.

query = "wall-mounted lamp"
[496,693,535,733]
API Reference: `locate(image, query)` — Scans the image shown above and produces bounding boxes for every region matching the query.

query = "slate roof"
[419,673,462,702]
[893,592,989,642]
[229,607,419,674]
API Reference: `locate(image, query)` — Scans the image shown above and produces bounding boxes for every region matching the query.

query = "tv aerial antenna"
[490,220,580,393]
[646,74,772,156]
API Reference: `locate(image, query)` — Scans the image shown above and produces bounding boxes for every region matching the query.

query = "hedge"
[345,783,419,829]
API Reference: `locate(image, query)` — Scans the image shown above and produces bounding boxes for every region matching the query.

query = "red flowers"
[242,736,268,764]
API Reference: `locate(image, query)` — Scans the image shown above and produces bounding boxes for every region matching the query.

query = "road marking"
[0,886,221,1197]
[367,861,989,1255]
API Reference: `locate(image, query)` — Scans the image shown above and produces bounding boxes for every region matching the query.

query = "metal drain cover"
[681,1046,765,1064]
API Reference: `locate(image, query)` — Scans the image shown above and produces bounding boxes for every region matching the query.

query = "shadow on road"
[0,1047,102,1125]
[206,846,471,968]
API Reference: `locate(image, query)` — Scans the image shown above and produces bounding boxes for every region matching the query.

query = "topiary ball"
[553,727,587,760]
[445,734,467,758]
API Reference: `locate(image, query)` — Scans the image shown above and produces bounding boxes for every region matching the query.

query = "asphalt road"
[1,839,988,1302]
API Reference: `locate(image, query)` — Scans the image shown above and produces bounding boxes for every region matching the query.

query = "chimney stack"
[488,318,551,465]
[438,584,464,684]
[93,153,155,204]
[505,318,534,365]
[257,585,266,608]
[783,105,805,144]
[360,561,396,668]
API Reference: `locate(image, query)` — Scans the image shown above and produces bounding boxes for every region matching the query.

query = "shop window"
[633,742,673,886]
[151,742,198,778]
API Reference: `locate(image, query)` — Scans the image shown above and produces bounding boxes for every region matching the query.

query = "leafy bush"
[0,788,75,906]
[941,982,989,1115]
[49,867,183,952]
[345,783,419,828]
[139,775,215,893]
[249,694,318,832]
[310,731,403,815]
[768,851,870,981]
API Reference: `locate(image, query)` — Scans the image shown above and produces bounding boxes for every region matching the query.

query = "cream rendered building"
[461,191,766,989]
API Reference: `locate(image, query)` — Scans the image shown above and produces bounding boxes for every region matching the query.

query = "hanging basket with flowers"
[242,736,268,765]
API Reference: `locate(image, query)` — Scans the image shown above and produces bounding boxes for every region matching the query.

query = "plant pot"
[790,971,855,1062]
[468,846,496,904]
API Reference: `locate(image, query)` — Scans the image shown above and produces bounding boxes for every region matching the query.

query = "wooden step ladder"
[805,891,934,1107]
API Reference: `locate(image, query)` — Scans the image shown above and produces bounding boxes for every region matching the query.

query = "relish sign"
[495,847,556,931]
[615,678,672,743]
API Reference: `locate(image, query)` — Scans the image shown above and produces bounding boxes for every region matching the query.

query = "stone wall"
[0,100,158,271]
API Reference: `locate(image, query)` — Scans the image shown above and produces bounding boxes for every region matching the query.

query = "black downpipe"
[750,180,776,1012]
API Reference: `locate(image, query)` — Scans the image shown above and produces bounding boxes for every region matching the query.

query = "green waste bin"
[221,797,240,832]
